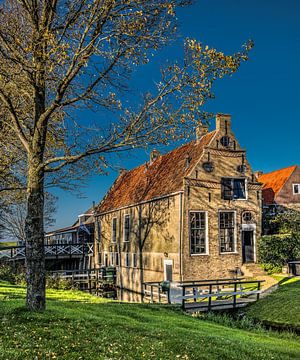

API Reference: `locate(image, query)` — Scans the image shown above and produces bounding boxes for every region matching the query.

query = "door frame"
[240,224,256,263]
[163,259,173,281]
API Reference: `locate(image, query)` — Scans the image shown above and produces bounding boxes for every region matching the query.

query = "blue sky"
[50,0,300,230]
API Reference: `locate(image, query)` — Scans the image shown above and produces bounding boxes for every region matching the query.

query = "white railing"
[0,243,94,260]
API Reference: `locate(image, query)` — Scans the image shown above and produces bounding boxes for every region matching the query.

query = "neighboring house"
[257,165,300,211]
[44,208,95,271]
[94,114,263,294]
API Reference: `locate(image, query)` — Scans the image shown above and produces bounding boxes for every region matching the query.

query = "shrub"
[0,263,26,284]
[46,273,75,290]
[258,233,300,271]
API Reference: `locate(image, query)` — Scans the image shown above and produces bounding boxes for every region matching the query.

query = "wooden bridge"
[0,243,94,261]
[144,278,264,312]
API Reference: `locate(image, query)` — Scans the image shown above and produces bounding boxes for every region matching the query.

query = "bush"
[46,273,76,290]
[0,263,26,284]
[258,233,300,271]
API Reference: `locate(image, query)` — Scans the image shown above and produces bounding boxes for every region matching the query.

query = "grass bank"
[246,277,300,331]
[1,281,300,360]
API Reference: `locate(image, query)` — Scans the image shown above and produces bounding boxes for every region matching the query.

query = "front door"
[242,230,254,263]
[164,259,173,281]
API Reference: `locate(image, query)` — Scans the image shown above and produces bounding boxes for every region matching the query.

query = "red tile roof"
[258,165,297,204]
[97,131,216,213]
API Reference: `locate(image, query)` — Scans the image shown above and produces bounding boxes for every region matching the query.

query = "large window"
[123,214,130,242]
[111,217,117,243]
[219,211,235,253]
[189,211,208,255]
[221,178,246,200]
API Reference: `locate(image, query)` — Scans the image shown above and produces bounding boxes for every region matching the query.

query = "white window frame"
[218,210,237,254]
[293,184,300,195]
[111,217,117,243]
[221,177,248,201]
[189,211,209,256]
[123,214,130,242]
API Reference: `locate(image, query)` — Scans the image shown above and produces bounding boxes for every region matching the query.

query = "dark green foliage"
[260,209,300,272]
[259,233,300,271]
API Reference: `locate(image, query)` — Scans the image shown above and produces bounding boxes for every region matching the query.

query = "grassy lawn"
[0,241,17,248]
[246,277,300,330]
[1,281,300,359]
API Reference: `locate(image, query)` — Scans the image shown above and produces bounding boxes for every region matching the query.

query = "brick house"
[257,165,300,211]
[94,114,262,294]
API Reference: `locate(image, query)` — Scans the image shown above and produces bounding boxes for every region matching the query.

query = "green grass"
[1,281,300,360]
[0,241,17,248]
[246,277,300,330]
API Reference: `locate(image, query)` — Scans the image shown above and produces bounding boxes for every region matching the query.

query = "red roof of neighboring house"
[97,131,216,213]
[258,165,297,204]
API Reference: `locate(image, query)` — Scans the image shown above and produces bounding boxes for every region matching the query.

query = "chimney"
[254,171,263,180]
[150,149,160,164]
[196,121,209,143]
[216,113,231,133]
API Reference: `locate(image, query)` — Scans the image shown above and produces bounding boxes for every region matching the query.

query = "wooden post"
[257,281,261,301]
[150,285,153,303]
[158,284,161,303]
[208,284,212,311]
[233,282,237,308]
[193,287,197,302]
[182,286,186,310]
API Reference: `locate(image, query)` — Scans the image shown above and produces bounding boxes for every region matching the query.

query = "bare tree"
[0,192,56,244]
[0,0,253,310]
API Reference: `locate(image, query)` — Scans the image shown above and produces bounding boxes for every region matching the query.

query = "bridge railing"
[0,243,94,260]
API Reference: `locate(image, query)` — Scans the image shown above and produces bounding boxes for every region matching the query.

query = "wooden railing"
[180,279,264,311]
[0,243,94,260]
[143,278,264,312]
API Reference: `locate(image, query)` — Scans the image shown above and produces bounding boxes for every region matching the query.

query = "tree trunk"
[25,155,45,311]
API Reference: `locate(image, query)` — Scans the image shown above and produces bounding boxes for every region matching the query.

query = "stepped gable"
[97,131,216,213]
[258,165,297,204]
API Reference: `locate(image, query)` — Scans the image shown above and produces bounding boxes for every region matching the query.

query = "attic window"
[221,178,247,200]
[293,184,300,195]
[220,136,231,147]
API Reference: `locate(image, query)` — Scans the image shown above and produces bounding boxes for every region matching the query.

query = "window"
[110,252,114,266]
[125,253,130,267]
[104,252,108,267]
[189,211,208,255]
[115,252,119,266]
[221,178,246,200]
[111,218,117,243]
[293,184,300,194]
[242,211,253,223]
[219,212,235,253]
[123,214,130,242]
[132,253,137,268]
[220,136,231,147]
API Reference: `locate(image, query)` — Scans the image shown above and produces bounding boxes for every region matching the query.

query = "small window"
[115,253,119,266]
[111,218,117,243]
[110,252,114,266]
[221,178,246,200]
[132,253,137,268]
[293,184,300,194]
[220,136,231,147]
[219,212,235,253]
[123,214,130,242]
[242,211,253,223]
[104,252,108,267]
[189,211,208,255]
[125,253,130,267]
